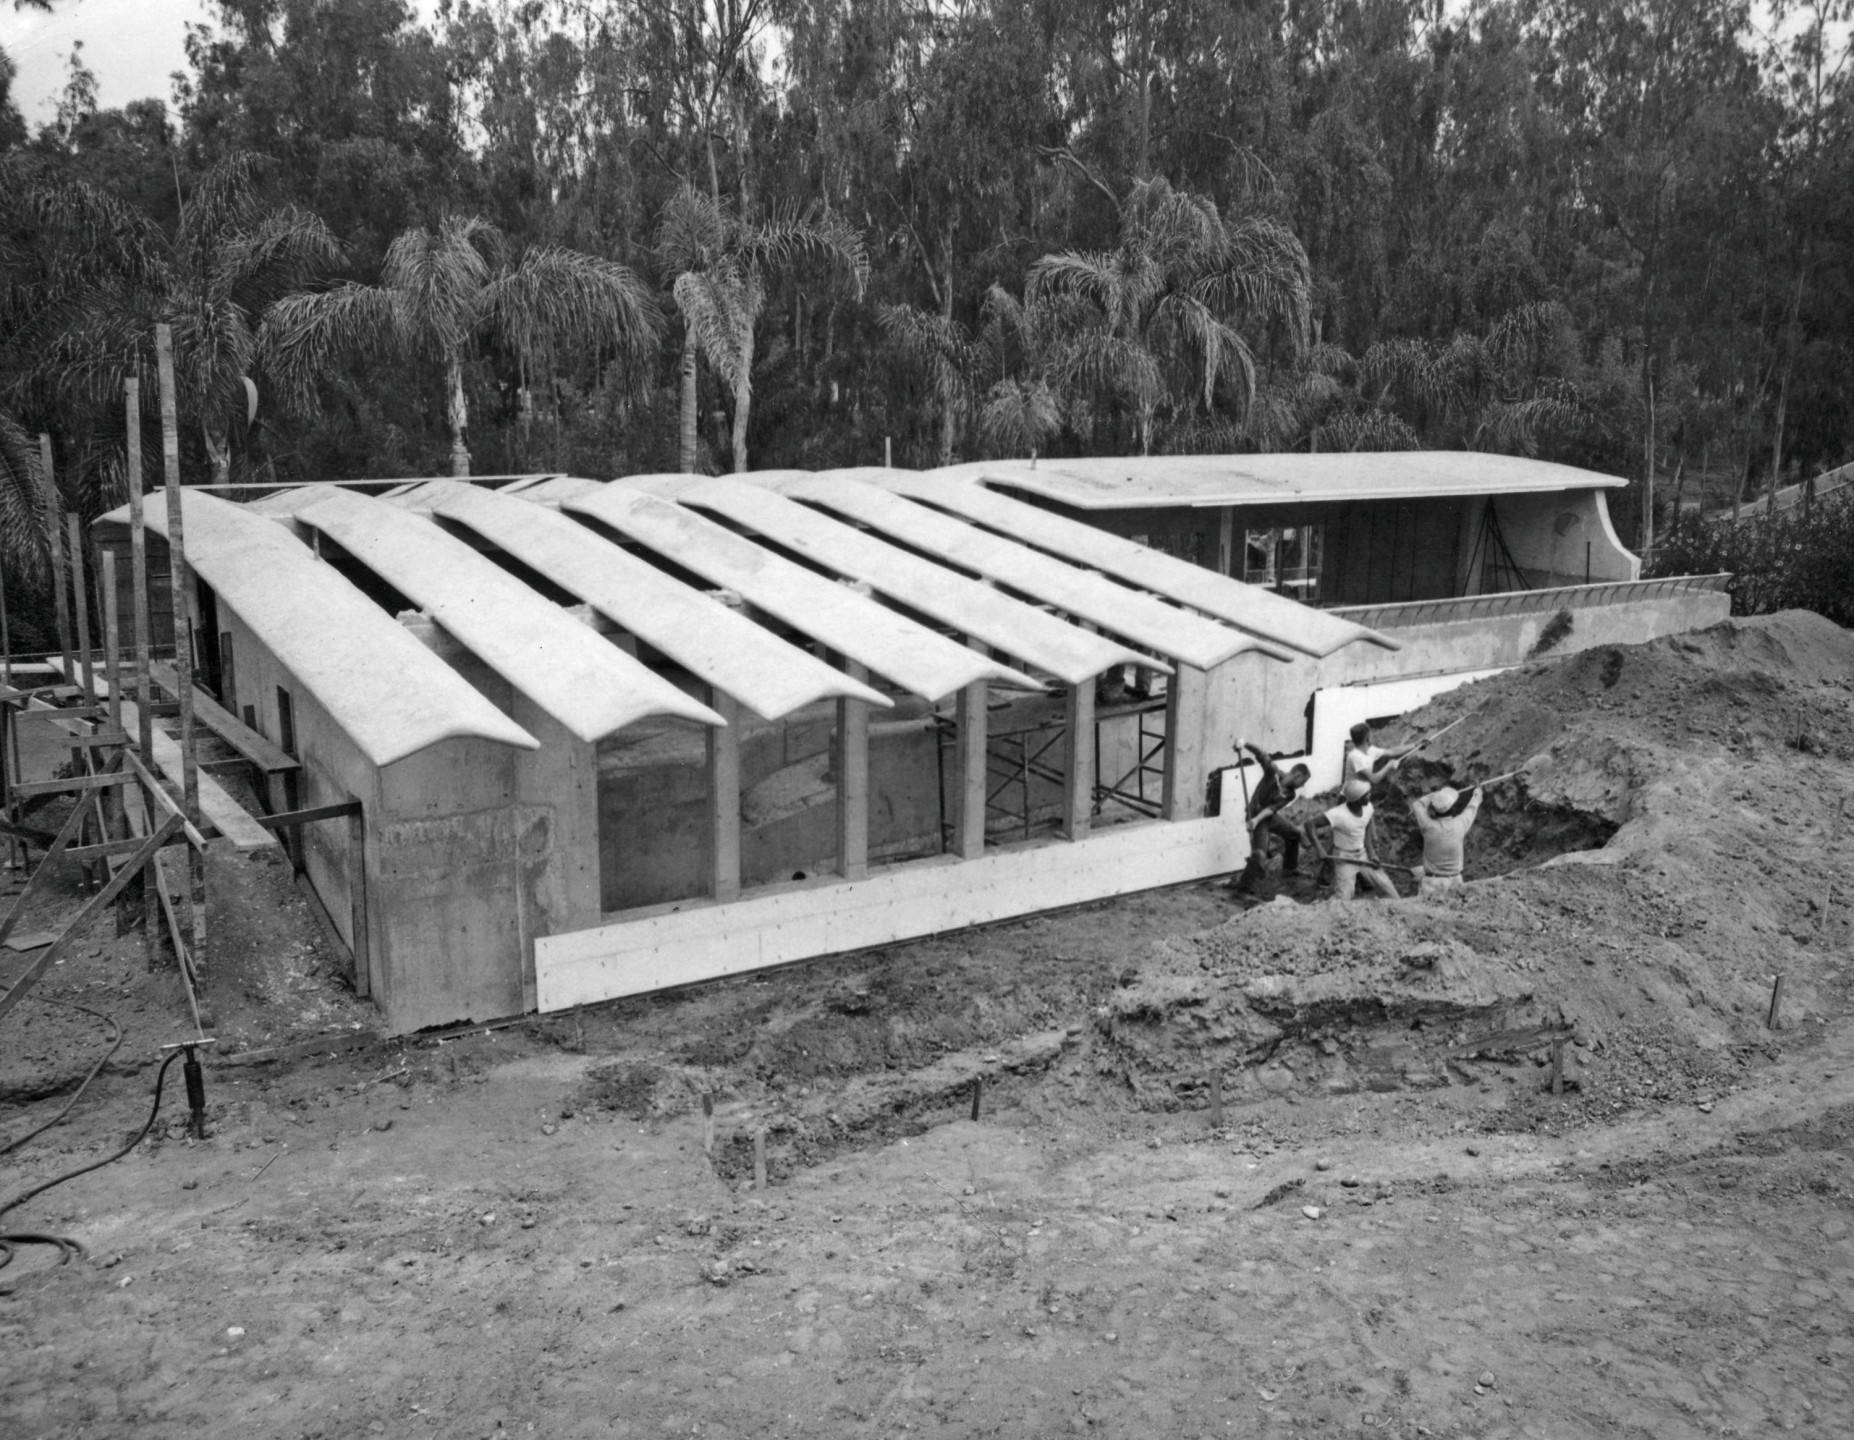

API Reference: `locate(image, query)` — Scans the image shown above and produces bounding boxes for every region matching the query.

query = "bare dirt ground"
[4,611,1853,1439]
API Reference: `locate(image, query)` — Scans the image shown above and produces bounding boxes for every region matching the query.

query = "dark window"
[1244,525,1323,601]
[276,687,296,757]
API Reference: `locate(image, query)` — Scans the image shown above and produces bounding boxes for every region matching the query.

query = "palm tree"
[7,152,340,485]
[262,216,660,477]
[878,304,977,467]
[1027,177,1312,455]
[655,186,868,474]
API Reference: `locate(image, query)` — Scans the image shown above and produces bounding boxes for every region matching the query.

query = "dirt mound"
[1103,611,1854,1127]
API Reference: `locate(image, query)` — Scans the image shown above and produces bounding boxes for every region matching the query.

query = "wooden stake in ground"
[701,1092,715,1156]
[126,373,161,962]
[37,433,76,678]
[753,1128,768,1190]
[66,514,96,707]
[100,550,123,741]
[155,325,205,965]
[1767,975,1785,1031]
[1209,1069,1224,1128]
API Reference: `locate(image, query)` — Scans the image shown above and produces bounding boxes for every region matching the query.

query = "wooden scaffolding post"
[126,373,159,961]
[955,679,988,860]
[37,433,76,679]
[100,550,124,740]
[1063,678,1095,840]
[706,689,742,902]
[0,557,13,870]
[836,659,870,881]
[155,325,205,963]
[65,514,97,706]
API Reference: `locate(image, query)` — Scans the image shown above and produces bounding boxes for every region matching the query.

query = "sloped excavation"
[1086,611,1854,1123]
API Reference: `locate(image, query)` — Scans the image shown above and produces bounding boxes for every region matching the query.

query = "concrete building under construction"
[93,454,1729,1034]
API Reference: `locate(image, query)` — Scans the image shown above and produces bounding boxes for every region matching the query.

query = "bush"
[1651,491,1854,627]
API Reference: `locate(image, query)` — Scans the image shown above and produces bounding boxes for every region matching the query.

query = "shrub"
[1651,491,1854,627]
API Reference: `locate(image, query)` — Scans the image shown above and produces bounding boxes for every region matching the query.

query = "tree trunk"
[1638,352,1656,559]
[678,332,699,474]
[731,349,752,475]
[446,351,470,478]
[203,423,231,485]
[937,235,957,468]
[1769,372,1789,516]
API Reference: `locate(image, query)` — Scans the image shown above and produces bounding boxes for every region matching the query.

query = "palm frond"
[654,185,728,276]
[479,247,663,366]
[1312,409,1421,452]
[257,284,406,416]
[739,204,870,297]
[672,269,752,383]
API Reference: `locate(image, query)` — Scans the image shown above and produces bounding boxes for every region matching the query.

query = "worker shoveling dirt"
[1098,610,1854,1123]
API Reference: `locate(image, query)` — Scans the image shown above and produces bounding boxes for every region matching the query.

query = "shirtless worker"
[1408,781,1484,897]
[1302,776,1399,901]
[1230,738,1312,895]
[1343,721,1419,787]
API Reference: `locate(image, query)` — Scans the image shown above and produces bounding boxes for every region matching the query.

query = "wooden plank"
[66,836,156,861]
[12,772,135,797]
[125,753,210,850]
[147,660,298,774]
[536,812,1249,1011]
[0,812,184,1024]
[67,513,97,705]
[252,800,361,831]
[127,369,159,965]
[955,680,987,859]
[69,674,279,853]
[836,660,870,881]
[1063,680,1095,841]
[152,843,192,982]
[706,691,742,902]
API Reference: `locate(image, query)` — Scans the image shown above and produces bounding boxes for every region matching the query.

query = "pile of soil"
[1101,611,1854,1126]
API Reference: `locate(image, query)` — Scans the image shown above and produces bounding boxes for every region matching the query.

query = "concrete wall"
[1210,587,1733,770]
[217,597,603,1034]
[1493,489,1640,588]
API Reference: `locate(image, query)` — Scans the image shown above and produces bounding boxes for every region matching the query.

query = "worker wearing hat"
[1302,775,1399,901]
[1408,781,1483,897]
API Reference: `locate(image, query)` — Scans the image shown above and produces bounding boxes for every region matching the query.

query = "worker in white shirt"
[1302,776,1399,901]
[1408,782,1484,896]
[1343,721,1418,786]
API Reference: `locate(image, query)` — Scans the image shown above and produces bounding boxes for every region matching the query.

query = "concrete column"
[836,661,870,880]
[706,689,742,900]
[954,680,987,859]
[1161,664,1210,821]
[1063,679,1095,840]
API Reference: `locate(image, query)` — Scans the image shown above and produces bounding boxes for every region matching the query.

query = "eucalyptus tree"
[262,215,660,476]
[1027,177,1311,455]
[655,185,868,474]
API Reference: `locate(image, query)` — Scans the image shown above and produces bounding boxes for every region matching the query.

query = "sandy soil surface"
[3,611,1853,1439]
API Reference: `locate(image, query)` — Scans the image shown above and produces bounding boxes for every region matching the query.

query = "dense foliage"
[2,0,1851,615]
[1652,486,1854,627]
